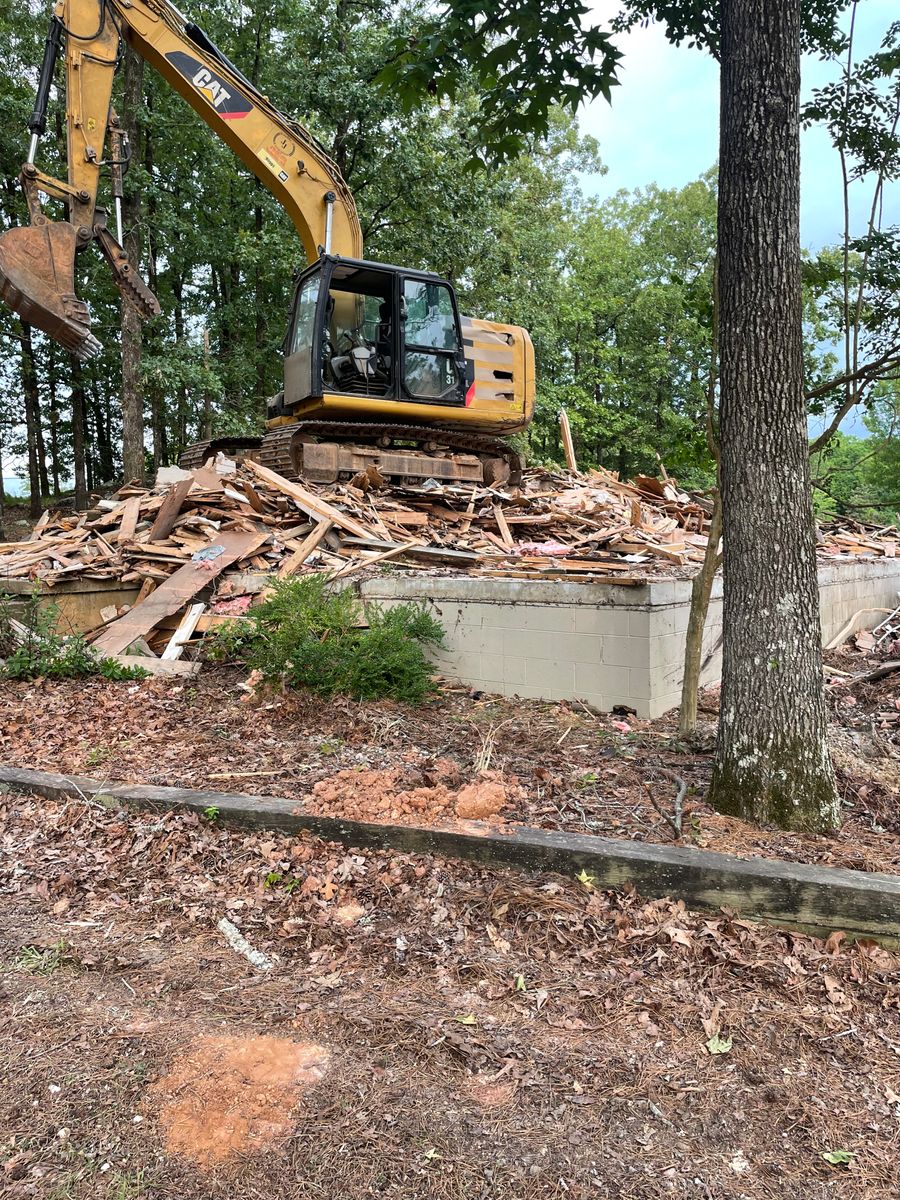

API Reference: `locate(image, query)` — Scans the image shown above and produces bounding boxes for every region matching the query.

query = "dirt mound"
[306,762,521,825]
[150,1034,329,1166]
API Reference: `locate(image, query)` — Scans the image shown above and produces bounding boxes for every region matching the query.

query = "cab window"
[290,274,320,356]
[403,280,457,350]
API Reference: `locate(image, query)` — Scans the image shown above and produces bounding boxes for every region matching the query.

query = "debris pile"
[1,453,896,676]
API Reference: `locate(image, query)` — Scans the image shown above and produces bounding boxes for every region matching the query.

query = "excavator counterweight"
[0,220,100,360]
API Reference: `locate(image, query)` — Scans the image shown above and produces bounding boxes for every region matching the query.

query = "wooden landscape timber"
[2,765,898,945]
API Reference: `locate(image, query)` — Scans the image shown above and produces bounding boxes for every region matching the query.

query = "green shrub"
[0,590,148,681]
[207,574,444,704]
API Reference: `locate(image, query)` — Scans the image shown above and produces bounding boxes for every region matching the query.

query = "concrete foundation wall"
[362,559,900,718]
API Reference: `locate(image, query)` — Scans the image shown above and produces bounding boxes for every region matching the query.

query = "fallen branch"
[217,916,275,972]
[642,767,687,839]
[830,660,900,688]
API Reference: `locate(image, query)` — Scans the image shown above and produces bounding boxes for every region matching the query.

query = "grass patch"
[0,590,147,682]
[14,939,76,975]
[208,574,444,704]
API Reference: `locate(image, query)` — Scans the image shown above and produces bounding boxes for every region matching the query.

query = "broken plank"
[245,459,375,540]
[278,519,334,577]
[117,495,142,543]
[492,504,514,547]
[109,654,200,677]
[161,602,206,661]
[92,529,261,656]
[147,477,193,542]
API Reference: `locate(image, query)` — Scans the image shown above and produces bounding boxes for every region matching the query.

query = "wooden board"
[162,602,206,660]
[117,495,142,543]
[278,519,334,578]
[91,529,262,655]
[4,766,900,945]
[245,459,375,540]
[147,477,193,542]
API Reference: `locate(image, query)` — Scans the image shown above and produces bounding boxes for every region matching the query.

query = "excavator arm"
[0,0,362,359]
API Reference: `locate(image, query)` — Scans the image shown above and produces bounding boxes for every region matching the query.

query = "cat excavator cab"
[0,0,534,485]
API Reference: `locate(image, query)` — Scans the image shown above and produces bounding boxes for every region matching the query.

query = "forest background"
[0,0,898,523]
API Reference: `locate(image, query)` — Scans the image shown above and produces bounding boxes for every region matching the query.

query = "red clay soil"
[305,763,523,824]
[150,1034,329,1167]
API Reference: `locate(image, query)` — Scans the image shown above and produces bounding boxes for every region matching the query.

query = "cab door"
[399,277,467,406]
[283,266,323,405]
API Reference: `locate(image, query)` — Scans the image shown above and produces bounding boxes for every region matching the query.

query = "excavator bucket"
[0,221,101,359]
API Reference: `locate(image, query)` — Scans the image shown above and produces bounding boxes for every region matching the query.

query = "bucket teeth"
[0,221,102,359]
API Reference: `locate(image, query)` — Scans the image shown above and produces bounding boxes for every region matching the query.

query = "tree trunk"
[70,359,89,510]
[121,47,145,484]
[47,346,60,497]
[709,0,839,831]
[20,322,43,518]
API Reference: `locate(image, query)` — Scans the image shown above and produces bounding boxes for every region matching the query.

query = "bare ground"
[1,790,899,1199]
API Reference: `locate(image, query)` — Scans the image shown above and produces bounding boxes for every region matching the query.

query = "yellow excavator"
[0,0,535,485]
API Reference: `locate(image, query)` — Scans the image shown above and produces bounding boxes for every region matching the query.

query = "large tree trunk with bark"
[121,47,145,485]
[709,0,839,831]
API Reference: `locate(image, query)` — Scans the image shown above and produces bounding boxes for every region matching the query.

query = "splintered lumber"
[147,477,193,542]
[493,504,514,547]
[559,409,578,473]
[92,530,261,655]
[162,602,206,660]
[245,459,375,540]
[117,495,142,543]
[278,519,334,577]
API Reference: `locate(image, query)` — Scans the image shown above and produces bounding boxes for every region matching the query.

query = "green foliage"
[378,0,621,162]
[203,806,221,822]
[811,389,900,521]
[0,591,147,681]
[208,575,444,704]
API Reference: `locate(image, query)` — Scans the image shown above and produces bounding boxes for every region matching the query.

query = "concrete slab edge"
[2,765,899,945]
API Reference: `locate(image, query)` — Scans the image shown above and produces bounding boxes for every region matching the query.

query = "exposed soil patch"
[306,762,521,825]
[150,1034,329,1166]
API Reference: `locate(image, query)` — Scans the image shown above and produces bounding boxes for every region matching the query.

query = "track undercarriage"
[178,421,522,487]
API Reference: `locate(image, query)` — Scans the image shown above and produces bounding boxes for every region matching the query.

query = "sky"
[579,1,899,254]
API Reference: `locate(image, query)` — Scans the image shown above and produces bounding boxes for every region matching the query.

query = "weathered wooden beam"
[1,766,898,944]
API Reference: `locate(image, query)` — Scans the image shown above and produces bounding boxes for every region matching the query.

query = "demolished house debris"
[0,455,896,676]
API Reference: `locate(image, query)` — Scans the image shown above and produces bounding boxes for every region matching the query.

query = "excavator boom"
[0,0,361,358]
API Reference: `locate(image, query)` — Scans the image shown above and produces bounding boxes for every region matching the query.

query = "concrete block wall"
[361,559,900,719]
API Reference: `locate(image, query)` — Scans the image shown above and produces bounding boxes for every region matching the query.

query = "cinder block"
[628,610,651,638]
[628,668,655,701]
[672,606,690,634]
[575,607,630,636]
[519,606,576,634]
[648,608,679,637]
[525,656,575,692]
[575,662,630,702]
[602,635,649,669]
[649,632,683,671]
[502,656,527,686]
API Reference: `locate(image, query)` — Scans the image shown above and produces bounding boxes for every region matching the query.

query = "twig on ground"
[641,767,687,839]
